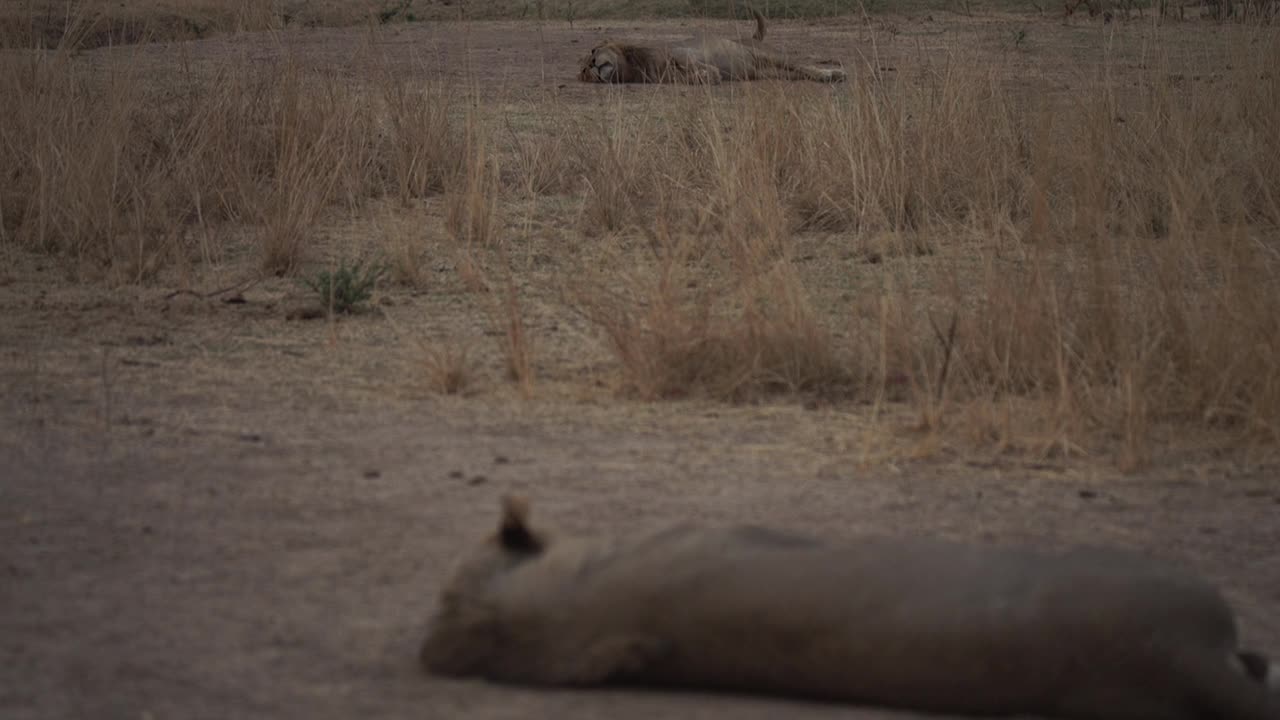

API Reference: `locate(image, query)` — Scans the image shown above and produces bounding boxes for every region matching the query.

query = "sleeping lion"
[421,497,1279,720]
[578,9,846,84]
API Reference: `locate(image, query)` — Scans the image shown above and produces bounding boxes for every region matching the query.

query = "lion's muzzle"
[580,61,615,83]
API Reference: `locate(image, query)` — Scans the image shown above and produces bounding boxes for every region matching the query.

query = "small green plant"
[378,0,413,24]
[183,19,209,38]
[303,259,387,314]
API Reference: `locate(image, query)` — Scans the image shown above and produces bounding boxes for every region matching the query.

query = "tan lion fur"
[578,9,846,84]
[421,497,1279,720]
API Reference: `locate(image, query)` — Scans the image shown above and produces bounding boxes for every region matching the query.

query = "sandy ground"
[3,12,1280,720]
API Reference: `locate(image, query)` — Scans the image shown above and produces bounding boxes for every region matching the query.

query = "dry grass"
[558,36,1280,458]
[3,4,1278,467]
[507,124,574,197]
[570,215,850,400]
[0,41,198,281]
[497,277,536,396]
[0,0,879,49]
[254,65,379,275]
[423,342,475,395]
[444,119,503,250]
[0,0,410,49]
[0,26,453,279]
[378,73,458,205]
[574,109,664,235]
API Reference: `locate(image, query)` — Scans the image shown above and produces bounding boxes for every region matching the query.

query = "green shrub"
[303,259,387,314]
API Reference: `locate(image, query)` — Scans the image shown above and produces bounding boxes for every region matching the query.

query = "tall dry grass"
[254,65,380,274]
[0,23,458,279]
[564,34,1280,460]
[2,6,1277,463]
[570,211,849,400]
[0,42,193,280]
[445,118,503,249]
[378,73,458,204]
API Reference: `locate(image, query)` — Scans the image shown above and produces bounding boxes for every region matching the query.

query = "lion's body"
[421,499,1279,720]
[578,10,846,84]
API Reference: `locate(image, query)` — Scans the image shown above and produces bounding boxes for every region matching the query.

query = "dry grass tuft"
[444,117,503,249]
[497,277,536,396]
[423,342,475,396]
[507,126,573,197]
[255,65,378,275]
[378,74,458,204]
[571,218,849,401]
[574,107,664,235]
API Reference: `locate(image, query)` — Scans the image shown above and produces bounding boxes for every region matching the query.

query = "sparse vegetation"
[303,259,387,314]
[423,342,475,395]
[7,11,1280,720]
[377,0,417,24]
[0,0,902,49]
[496,277,536,396]
[444,121,503,249]
[2,1,1278,468]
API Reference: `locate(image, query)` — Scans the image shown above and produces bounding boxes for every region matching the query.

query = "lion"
[578,9,846,85]
[421,497,1279,720]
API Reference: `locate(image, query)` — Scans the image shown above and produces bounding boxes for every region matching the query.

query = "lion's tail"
[749,6,766,41]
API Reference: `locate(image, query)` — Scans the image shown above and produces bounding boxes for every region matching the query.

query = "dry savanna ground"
[2,1,1280,719]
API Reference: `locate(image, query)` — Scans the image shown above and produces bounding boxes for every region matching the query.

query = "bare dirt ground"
[3,13,1280,720]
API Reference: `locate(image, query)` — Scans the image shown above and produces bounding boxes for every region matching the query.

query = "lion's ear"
[498,495,544,554]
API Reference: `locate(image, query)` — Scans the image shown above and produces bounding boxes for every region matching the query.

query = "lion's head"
[579,44,622,83]
[418,495,551,676]
[579,43,667,84]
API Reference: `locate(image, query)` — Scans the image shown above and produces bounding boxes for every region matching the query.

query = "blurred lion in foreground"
[578,9,846,84]
[421,497,1279,720]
